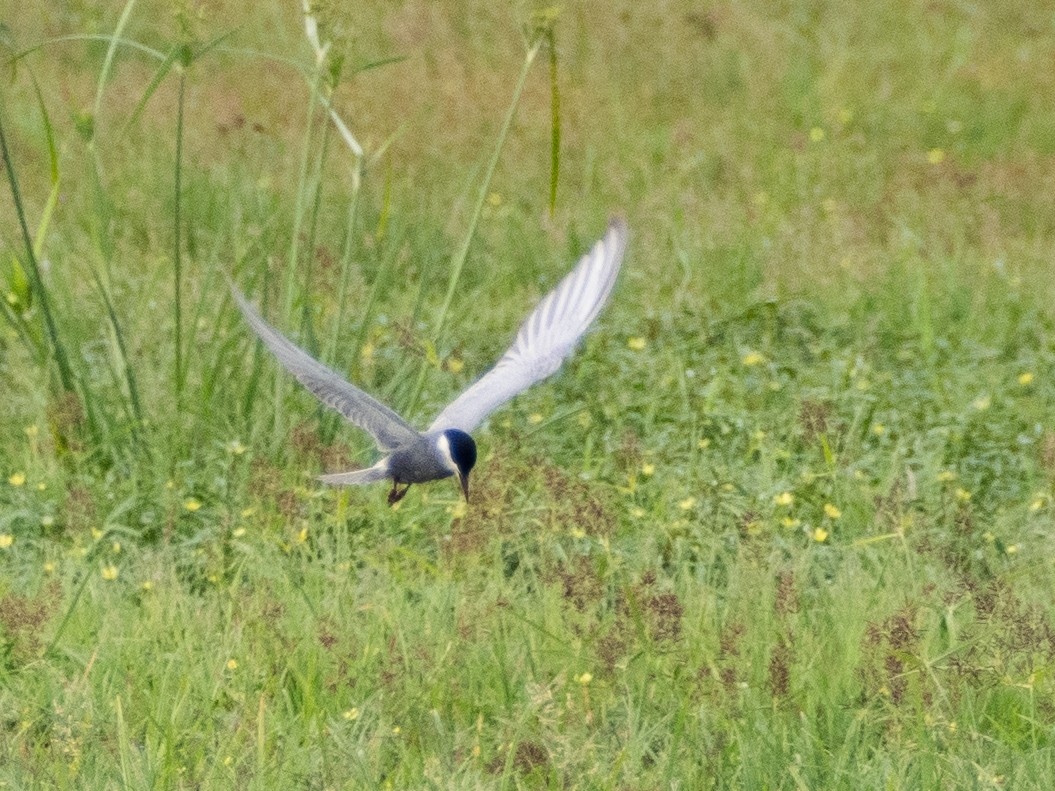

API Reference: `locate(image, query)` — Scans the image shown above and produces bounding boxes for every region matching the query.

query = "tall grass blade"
[403,38,542,416]
[298,115,334,341]
[88,265,148,455]
[326,166,362,364]
[0,70,59,360]
[173,68,186,403]
[546,28,561,214]
[125,45,180,132]
[0,113,77,394]
[92,0,138,128]
[256,695,267,778]
[115,695,134,788]
[273,65,325,443]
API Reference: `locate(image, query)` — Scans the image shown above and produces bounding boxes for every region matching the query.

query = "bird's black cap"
[444,429,477,500]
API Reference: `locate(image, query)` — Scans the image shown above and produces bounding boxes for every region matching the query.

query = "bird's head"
[437,429,477,501]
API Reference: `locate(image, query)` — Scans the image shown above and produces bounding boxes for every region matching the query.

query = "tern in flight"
[233,216,628,505]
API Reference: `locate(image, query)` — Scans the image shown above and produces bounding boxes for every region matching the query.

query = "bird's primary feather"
[428,216,628,434]
[231,287,420,452]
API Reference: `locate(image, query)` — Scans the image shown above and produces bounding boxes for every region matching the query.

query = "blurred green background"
[2,1,1055,787]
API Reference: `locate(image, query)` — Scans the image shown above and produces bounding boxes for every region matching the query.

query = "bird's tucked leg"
[388,481,412,506]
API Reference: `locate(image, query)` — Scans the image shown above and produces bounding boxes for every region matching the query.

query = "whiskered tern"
[233,217,627,505]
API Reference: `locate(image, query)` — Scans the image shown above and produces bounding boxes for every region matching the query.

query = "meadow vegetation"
[2,0,1055,787]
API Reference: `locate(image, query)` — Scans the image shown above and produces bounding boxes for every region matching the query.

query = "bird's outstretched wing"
[231,285,420,451]
[428,217,628,434]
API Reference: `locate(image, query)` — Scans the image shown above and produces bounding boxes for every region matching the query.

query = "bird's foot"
[387,483,411,506]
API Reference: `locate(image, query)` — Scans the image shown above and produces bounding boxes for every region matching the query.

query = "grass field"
[3,1,1055,787]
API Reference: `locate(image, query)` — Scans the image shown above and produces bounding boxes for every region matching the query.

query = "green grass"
[3,0,1055,787]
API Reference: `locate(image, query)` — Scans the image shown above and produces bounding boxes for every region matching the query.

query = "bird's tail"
[318,461,389,487]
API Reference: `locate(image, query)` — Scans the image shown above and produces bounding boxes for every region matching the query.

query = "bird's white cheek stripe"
[436,434,458,473]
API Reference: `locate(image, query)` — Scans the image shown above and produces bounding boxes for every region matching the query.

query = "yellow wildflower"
[927,148,946,165]
[1005,544,1019,555]
[24,425,38,438]
[112,542,121,554]
[774,491,794,507]
[679,496,697,511]
[0,534,13,549]
[1018,372,1034,386]
[142,581,154,591]
[641,462,655,477]
[527,413,544,425]
[8,472,26,487]
[576,672,593,685]
[43,561,56,574]
[296,527,308,543]
[809,127,825,142]
[697,438,710,449]
[781,517,801,529]
[627,336,646,351]
[1029,498,1044,512]
[812,527,829,542]
[447,357,464,373]
[872,423,886,436]
[101,565,119,581]
[226,659,238,670]
[184,498,202,512]
[232,527,247,538]
[823,503,842,519]
[972,396,991,411]
[955,488,971,502]
[343,708,360,721]
[742,351,765,367]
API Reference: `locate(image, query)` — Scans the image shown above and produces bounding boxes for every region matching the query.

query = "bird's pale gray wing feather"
[428,217,627,433]
[318,460,390,486]
[231,286,419,451]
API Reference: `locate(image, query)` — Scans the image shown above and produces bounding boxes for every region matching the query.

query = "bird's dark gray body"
[388,435,455,484]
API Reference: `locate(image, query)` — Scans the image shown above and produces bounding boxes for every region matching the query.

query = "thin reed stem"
[0,113,77,394]
[173,68,186,403]
[403,39,542,418]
